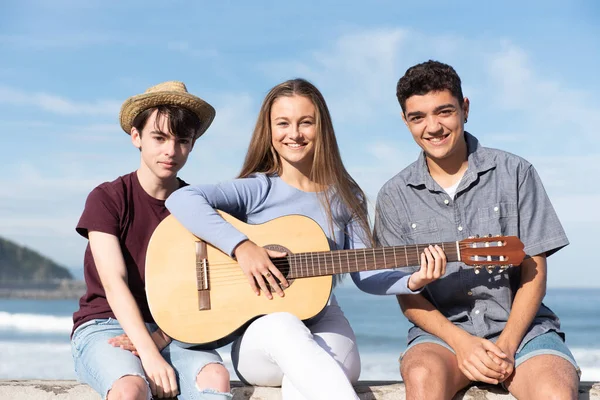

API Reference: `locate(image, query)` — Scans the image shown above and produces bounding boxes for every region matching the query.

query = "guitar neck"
[287,242,460,278]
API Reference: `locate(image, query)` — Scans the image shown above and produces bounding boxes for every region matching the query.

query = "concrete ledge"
[0,380,598,399]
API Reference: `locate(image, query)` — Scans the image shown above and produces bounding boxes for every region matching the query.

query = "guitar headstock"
[459,235,525,274]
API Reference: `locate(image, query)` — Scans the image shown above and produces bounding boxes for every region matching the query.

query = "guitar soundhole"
[263,244,294,292]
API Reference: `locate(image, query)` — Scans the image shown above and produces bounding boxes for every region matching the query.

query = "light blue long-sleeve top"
[165,173,416,296]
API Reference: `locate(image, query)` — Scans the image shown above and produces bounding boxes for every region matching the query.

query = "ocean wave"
[0,311,73,334]
[0,341,75,379]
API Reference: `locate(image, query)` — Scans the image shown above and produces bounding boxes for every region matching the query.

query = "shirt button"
[494,206,499,212]
[458,226,463,231]
[475,310,480,315]
[411,223,417,229]
[467,291,473,296]
[444,199,450,205]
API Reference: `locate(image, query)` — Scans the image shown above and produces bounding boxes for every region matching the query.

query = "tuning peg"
[474,265,482,274]
[486,265,495,274]
[500,265,509,271]
[475,234,480,238]
[487,234,493,238]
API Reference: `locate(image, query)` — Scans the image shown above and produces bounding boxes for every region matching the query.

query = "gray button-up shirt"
[374,132,568,351]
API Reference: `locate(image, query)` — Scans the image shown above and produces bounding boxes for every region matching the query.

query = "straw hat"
[119,81,216,138]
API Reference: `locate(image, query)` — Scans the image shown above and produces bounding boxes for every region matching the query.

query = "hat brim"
[119,91,216,138]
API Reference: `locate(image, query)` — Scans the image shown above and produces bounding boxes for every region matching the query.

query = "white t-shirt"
[443,180,461,199]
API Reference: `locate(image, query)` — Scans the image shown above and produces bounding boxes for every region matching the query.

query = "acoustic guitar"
[145,212,525,349]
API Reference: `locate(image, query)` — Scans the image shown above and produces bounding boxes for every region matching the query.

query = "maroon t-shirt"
[72,171,186,334]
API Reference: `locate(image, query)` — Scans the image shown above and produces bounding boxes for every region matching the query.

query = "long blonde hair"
[239,78,372,246]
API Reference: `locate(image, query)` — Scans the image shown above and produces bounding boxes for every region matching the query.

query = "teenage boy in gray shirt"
[374,60,579,399]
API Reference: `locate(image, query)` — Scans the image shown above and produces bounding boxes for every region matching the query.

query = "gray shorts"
[401,330,580,375]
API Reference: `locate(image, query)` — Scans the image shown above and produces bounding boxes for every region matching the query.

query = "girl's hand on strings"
[233,240,289,299]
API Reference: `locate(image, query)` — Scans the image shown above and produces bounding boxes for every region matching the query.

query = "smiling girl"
[163,78,445,400]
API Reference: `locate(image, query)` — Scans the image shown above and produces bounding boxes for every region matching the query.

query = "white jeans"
[231,301,360,400]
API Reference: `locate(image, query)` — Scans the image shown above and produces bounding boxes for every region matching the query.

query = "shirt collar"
[405,132,496,189]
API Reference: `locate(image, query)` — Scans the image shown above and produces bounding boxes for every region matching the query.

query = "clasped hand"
[454,334,514,385]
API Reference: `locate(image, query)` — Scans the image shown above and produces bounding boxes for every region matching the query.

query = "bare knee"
[530,375,579,400]
[401,346,466,400]
[196,363,230,393]
[107,375,148,400]
[539,387,578,400]
[509,355,579,400]
[401,357,446,388]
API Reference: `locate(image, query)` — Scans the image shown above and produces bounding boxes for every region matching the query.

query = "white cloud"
[526,155,600,194]
[552,194,600,223]
[0,85,120,116]
[166,41,220,59]
[485,43,600,141]
[60,123,123,142]
[0,163,107,259]
[0,32,134,49]
[260,28,411,121]
[352,140,418,195]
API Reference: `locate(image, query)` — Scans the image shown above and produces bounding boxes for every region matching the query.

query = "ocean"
[1,285,599,382]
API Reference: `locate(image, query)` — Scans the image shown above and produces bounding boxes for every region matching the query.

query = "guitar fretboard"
[286,242,460,278]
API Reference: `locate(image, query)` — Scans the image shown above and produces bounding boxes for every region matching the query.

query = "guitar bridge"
[195,241,211,311]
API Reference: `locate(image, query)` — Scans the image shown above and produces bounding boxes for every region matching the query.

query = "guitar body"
[145,213,333,348]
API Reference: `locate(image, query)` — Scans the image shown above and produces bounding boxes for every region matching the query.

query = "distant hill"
[68,267,85,281]
[0,236,73,282]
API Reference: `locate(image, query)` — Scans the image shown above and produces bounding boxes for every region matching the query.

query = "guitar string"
[191,260,512,284]
[164,244,512,285]
[191,254,432,282]
[199,252,477,272]
[201,246,466,267]
[196,261,507,280]
[189,262,510,285]
[198,241,508,267]
[201,251,505,271]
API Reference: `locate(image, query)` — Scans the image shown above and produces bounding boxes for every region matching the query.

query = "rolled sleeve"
[351,270,422,295]
[76,186,121,238]
[518,165,569,257]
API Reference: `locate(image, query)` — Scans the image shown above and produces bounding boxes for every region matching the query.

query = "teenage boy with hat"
[374,61,580,399]
[71,81,232,400]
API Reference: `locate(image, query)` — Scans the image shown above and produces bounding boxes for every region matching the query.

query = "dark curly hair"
[396,60,464,113]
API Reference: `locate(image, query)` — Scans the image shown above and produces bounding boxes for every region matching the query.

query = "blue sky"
[1,0,599,287]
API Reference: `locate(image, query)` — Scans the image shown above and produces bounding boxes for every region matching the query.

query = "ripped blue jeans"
[71,318,231,400]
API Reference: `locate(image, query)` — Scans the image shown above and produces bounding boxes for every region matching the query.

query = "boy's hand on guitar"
[407,245,447,291]
[234,240,289,299]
